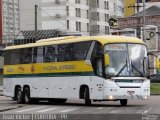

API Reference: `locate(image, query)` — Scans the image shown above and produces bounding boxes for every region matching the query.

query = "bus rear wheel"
[120,99,127,106]
[16,87,24,104]
[84,87,91,105]
[24,87,31,104]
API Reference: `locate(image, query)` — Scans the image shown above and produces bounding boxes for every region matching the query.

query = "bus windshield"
[104,43,148,77]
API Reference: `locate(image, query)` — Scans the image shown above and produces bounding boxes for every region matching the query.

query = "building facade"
[2,0,19,44]
[19,0,41,31]
[0,0,2,44]
[1,0,124,44]
[41,0,124,36]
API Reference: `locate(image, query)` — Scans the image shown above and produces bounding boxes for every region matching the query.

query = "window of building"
[79,22,81,31]
[104,1,107,9]
[105,14,109,22]
[97,12,99,21]
[97,25,100,34]
[76,0,80,4]
[66,6,69,16]
[76,21,81,31]
[86,0,89,5]
[67,20,69,30]
[87,10,89,19]
[114,3,116,12]
[87,23,89,32]
[76,8,81,17]
[105,26,109,34]
[76,21,79,31]
[107,1,109,10]
[97,0,99,8]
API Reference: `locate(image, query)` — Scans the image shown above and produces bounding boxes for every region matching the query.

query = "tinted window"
[74,41,91,60]
[4,49,20,65]
[58,41,91,62]
[58,44,71,61]
[36,46,44,63]
[44,45,57,62]
[20,48,32,64]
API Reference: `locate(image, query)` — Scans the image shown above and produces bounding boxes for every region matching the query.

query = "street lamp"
[143,0,146,42]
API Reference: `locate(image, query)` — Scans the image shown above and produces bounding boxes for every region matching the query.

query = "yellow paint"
[104,54,110,66]
[124,0,136,17]
[5,36,145,50]
[4,61,93,75]
[156,58,160,69]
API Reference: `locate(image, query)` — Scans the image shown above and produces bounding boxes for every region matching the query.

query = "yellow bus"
[3,35,150,106]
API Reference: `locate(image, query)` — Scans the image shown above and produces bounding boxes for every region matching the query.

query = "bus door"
[89,41,104,99]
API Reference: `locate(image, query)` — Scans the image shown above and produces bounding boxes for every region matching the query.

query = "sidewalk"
[0,96,22,112]
[0,86,3,96]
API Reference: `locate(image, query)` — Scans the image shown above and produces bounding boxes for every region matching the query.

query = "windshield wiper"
[131,60,144,77]
[116,58,127,76]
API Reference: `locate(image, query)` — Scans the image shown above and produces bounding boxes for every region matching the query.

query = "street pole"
[143,0,146,42]
[136,0,140,39]
[35,5,38,42]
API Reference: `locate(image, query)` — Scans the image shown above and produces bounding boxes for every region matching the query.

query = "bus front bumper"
[104,88,150,100]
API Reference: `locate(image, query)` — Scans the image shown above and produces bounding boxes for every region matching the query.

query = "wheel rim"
[17,91,22,102]
[25,92,29,103]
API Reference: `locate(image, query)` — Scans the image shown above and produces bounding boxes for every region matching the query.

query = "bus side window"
[20,48,32,64]
[74,41,91,60]
[33,48,37,63]
[36,46,44,63]
[44,45,57,62]
[4,50,20,65]
[58,44,69,62]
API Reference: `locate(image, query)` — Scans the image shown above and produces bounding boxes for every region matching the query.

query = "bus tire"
[23,87,31,104]
[12,97,16,101]
[16,87,24,104]
[120,99,127,106]
[84,87,91,105]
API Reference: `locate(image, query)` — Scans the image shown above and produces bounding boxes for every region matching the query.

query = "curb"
[0,105,22,112]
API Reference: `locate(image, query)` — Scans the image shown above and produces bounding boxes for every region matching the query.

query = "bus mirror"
[104,54,110,66]
[156,58,160,69]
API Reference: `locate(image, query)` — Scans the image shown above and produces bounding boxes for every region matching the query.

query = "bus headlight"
[144,96,148,99]
[109,95,114,100]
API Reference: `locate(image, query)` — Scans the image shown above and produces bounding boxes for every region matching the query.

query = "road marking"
[16,106,47,113]
[136,107,152,114]
[37,108,57,113]
[109,110,122,114]
[97,107,104,110]
[60,108,79,113]
[143,107,152,114]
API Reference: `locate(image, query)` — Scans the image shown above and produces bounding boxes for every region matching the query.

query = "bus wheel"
[16,87,24,104]
[120,99,127,106]
[12,97,16,101]
[84,87,91,105]
[24,87,31,104]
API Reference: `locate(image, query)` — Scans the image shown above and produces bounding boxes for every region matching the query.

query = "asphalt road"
[0,96,160,120]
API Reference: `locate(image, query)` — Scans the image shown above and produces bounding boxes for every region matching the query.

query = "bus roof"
[5,35,145,50]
